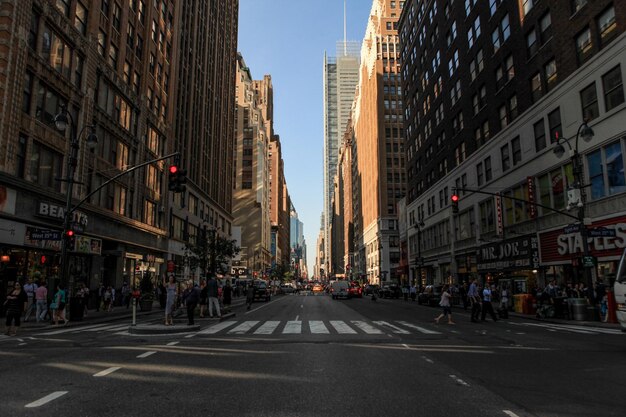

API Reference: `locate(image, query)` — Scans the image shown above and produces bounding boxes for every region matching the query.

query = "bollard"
[132,297,137,326]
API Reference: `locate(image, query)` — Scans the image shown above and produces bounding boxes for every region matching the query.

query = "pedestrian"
[96,282,105,312]
[410,284,417,301]
[223,280,232,312]
[199,279,208,318]
[103,286,112,312]
[206,275,221,318]
[467,278,481,322]
[81,283,90,317]
[434,284,455,324]
[460,282,469,310]
[246,282,255,310]
[35,281,48,323]
[53,284,68,326]
[499,284,509,318]
[402,285,409,301]
[481,283,498,322]
[164,275,177,325]
[4,282,27,336]
[110,286,116,311]
[76,283,88,318]
[22,277,37,322]
[182,281,200,325]
[122,281,130,309]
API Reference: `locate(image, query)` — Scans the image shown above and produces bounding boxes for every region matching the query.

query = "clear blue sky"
[238,0,372,276]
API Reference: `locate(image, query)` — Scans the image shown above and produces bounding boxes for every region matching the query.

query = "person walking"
[53,284,68,326]
[223,281,233,312]
[164,276,177,325]
[246,282,255,310]
[182,281,200,325]
[434,284,455,324]
[22,277,37,322]
[460,282,469,311]
[199,280,208,318]
[467,279,481,322]
[206,275,221,318]
[96,282,105,312]
[4,282,27,336]
[410,284,417,301]
[103,286,112,312]
[481,284,498,322]
[35,281,48,323]
[499,284,509,319]
[122,282,130,309]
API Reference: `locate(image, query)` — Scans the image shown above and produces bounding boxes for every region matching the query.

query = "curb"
[129,324,200,335]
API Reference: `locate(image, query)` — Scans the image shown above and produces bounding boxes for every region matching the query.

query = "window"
[477,162,484,186]
[580,83,599,121]
[571,0,587,14]
[576,28,593,64]
[505,55,514,81]
[499,105,507,129]
[74,2,88,35]
[29,12,39,50]
[484,157,492,181]
[143,200,156,227]
[548,108,562,143]
[530,72,542,102]
[56,0,70,17]
[526,30,538,57]
[108,43,118,68]
[501,14,511,41]
[501,144,510,171]
[29,142,63,192]
[136,35,143,59]
[98,30,107,56]
[479,199,495,233]
[602,65,624,112]
[112,3,121,31]
[598,6,617,43]
[127,24,135,50]
[35,81,67,125]
[588,142,626,199]
[492,28,501,52]
[512,136,521,165]
[544,59,557,90]
[540,12,552,41]
[41,25,72,79]
[534,119,546,152]
[22,72,32,114]
[522,0,533,15]
[15,134,27,178]
[509,95,518,120]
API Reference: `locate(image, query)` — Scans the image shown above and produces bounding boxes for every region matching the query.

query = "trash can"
[69,297,84,321]
[586,305,600,321]
[570,298,587,321]
[513,294,524,313]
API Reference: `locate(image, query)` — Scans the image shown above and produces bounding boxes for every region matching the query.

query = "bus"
[614,248,626,331]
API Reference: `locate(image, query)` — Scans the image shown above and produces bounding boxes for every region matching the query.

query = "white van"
[330,280,350,299]
[614,248,626,331]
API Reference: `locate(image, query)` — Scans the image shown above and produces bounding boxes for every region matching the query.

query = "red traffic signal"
[66,230,74,237]
[169,165,178,174]
[451,194,459,213]
[451,194,459,203]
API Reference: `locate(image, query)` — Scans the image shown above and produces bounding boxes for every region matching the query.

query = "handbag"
[49,302,58,309]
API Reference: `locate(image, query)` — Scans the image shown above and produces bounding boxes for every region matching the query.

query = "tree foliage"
[186,228,240,277]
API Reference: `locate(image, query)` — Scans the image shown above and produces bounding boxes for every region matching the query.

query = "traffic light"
[65,229,76,250]
[451,194,459,214]
[168,165,187,193]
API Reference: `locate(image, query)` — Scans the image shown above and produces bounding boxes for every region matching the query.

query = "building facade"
[322,42,360,277]
[0,0,183,303]
[269,135,291,273]
[232,54,272,279]
[351,0,405,285]
[399,0,626,288]
[168,0,238,281]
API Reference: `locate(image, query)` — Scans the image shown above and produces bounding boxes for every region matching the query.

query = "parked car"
[253,280,271,302]
[363,284,379,296]
[330,281,350,299]
[348,282,363,298]
[381,284,402,299]
[417,285,442,306]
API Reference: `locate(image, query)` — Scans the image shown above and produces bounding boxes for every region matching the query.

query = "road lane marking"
[254,321,280,335]
[503,411,521,417]
[351,321,383,334]
[374,321,410,334]
[421,356,434,364]
[309,321,330,334]
[37,323,112,335]
[18,343,27,346]
[449,374,470,387]
[93,366,121,377]
[402,343,410,349]
[397,321,441,334]
[79,324,129,333]
[245,297,285,315]
[295,315,299,321]
[137,351,157,358]
[282,321,302,334]
[25,391,68,408]
[166,341,179,346]
[228,321,259,334]
[330,321,357,334]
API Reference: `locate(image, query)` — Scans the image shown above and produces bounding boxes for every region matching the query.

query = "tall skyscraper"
[323,40,360,276]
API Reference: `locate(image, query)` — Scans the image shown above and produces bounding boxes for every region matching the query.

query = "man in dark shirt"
[206,276,221,318]
[4,282,27,336]
[182,281,200,325]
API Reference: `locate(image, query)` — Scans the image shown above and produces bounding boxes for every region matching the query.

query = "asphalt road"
[1,292,624,417]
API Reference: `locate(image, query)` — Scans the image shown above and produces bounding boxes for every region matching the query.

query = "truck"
[614,248,626,331]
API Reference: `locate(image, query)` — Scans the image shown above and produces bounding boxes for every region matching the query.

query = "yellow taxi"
[312,283,324,293]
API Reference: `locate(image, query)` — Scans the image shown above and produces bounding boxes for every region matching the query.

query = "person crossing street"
[481,284,498,322]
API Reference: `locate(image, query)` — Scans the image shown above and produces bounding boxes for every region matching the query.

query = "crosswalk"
[34,323,130,336]
[193,320,443,337]
[509,321,624,335]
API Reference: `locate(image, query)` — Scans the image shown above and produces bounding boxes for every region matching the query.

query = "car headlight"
[617,303,625,311]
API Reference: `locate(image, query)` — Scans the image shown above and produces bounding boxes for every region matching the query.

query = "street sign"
[582,256,596,268]
[563,223,581,234]
[588,227,616,238]
[28,229,61,241]
[167,260,175,272]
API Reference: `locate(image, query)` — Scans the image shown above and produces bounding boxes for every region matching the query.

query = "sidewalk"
[507,311,623,329]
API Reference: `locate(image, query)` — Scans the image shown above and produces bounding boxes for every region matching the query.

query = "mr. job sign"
[477,235,540,272]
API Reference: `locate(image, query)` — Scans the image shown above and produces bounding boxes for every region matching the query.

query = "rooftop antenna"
[343,0,347,56]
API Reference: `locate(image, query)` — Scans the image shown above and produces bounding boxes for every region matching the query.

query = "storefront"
[477,234,540,294]
[539,215,626,286]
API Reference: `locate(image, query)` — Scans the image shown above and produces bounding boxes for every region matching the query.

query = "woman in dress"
[164,275,177,325]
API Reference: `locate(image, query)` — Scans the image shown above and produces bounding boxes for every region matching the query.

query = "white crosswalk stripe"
[282,321,302,334]
[374,321,410,334]
[309,321,330,334]
[228,321,259,334]
[351,321,384,334]
[254,321,280,334]
[510,322,623,335]
[397,321,442,335]
[196,320,238,334]
[330,320,357,334]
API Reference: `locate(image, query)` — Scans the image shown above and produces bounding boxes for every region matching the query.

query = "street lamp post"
[54,105,98,300]
[553,121,595,303]
[378,238,383,286]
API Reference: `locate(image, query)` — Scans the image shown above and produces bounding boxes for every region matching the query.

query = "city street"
[1,293,623,417]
